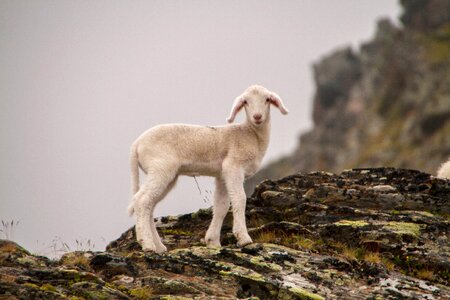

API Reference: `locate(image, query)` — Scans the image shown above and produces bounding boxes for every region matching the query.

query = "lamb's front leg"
[223,169,253,247]
[205,178,230,248]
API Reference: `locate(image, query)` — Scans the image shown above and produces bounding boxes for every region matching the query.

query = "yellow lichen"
[129,287,153,299]
[383,222,421,237]
[289,287,325,300]
[334,220,369,227]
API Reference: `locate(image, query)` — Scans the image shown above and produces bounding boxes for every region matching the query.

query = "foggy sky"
[0,0,400,255]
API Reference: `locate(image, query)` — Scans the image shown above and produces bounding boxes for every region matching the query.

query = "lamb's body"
[135,123,267,179]
[437,158,450,179]
[128,85,288,253]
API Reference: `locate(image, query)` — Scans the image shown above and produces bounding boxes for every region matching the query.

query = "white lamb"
[127,85,288,253]
[437,158,450,179]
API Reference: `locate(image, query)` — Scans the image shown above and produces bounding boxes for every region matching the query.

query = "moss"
[23,283,39,289]
[419,25,450,65]
[161,228,193,236]
[383,222,421,237]
[334,220,369,227]
[190,208,212,220]
[219,270,232,276]
[40,283,58,293]
[289,287,325,300]
[129,287,153,299]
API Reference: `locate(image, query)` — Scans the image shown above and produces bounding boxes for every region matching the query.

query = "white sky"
[0,0,400,255]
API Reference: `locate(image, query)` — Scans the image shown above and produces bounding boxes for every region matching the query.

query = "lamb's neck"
[245,119,271,155]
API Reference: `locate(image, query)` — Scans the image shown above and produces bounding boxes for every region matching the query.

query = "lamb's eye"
[266,98,270,103]
[243,100,248,105]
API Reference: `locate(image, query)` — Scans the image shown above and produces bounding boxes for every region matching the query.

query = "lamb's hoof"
[204,233,221,248]
[155,244,167,254]
[206,240,221,248]
[237,236,253,247]
[139,240,157,253]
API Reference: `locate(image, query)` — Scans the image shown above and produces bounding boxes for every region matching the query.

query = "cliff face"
[245,0,450,194]
[1,168,449,299]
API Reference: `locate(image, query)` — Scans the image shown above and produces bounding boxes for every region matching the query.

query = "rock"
[2,167,448,299]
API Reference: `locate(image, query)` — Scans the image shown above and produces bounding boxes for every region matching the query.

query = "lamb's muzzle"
[128,85,288,253]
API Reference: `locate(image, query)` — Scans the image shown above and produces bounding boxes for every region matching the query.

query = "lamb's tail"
[127,143,140,216]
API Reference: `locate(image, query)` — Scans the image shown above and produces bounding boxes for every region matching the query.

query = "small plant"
[364,251,381,264]
[341,246,364,261]
[248,215,266,228]
[74,238,95,251]
[193,176,211,204]
[0,220,19,240]
[253,230,278,243]
[283,235,316,250]
[381,257,395,271]
[416,269,434,281]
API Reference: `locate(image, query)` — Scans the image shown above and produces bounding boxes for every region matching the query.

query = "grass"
[61,253,91,270]
[34,236,100,259]
[253,230,323,252]
[381,257,395,271]
[416,269,434,281]
[0,220,20,240]
[364,251,381,264]
[253,231,278,244]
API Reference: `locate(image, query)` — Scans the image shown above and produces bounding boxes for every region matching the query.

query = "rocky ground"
[1,168,449,299]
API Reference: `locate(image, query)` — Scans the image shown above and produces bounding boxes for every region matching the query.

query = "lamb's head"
[227,85,289,126]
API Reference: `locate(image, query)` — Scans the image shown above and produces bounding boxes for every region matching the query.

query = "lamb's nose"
[253,113,262,120]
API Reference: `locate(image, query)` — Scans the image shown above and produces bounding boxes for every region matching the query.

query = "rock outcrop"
[1,168,449,299]
[245,0,450,194]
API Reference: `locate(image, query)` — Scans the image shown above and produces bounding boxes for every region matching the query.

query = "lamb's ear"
[268,92,289,115]
[227,96,246,123]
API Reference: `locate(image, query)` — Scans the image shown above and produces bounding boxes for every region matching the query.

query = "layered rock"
[245,0,450,194]
[1,168,449,299]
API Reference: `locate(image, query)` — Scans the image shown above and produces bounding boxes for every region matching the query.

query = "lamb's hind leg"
[134,168,177,253]
[148,176,177,253]
[205,178,230,248]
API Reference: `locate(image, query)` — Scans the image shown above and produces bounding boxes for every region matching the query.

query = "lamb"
[437,158,450,179]
[127,85,288,253]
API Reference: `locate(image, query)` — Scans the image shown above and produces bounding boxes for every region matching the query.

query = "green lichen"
[334,220,369,227]
[217,263,266,283]
[250,256,282,272]
[289,287,325,300]
[383,222,421,237]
